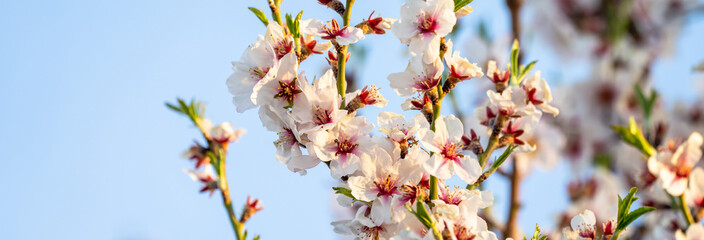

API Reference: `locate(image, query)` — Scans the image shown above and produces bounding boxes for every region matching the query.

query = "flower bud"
[240,196,264,223]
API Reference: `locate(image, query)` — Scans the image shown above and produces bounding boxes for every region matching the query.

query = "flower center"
[417,12,438,34]
[441,142,463,162]
[453,224,476,240]
[413,74,440,91]
[335,138,358,156]
[274,79,302,106]
[249,67,270,80]
[313,106,333,125]
[274,128,297,148]
[273,40,293,59]
[374,174,399,197]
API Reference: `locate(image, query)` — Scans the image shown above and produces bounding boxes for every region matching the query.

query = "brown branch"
[503,0,524,238]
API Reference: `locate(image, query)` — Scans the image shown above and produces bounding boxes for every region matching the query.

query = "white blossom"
[392,0,457,63]
[388,55,443,97]
[417,115,482,183]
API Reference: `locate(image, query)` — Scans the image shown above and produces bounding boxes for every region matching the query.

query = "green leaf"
[332,187,354,199]
[414,199,434,228]
[620,206,655,230]
[614,187,655,232]
[248,7,269,26]
[510,39,520,84]
[633,84,657,122]
[611,117,656,157]
[491,145,517,169]
[252,236,260,240]
[518,60,537,83]
[454,0,474,12]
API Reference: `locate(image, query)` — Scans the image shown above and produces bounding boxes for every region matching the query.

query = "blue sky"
[0,0,702,239]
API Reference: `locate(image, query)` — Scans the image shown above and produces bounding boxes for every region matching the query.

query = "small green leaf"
[619,206,655,230]
[491,145,517,169]
[253,236,261,240]
[614,187,655,232]
[248,7,269,26]
[332,187,354,199]
[611,117,656,157]
[518,60,537,83]
[510,39,520,84]
[454,0,474,12]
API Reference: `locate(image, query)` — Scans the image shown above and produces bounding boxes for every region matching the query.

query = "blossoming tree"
[167,0,704,239]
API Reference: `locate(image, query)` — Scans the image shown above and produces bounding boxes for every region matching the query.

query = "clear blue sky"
[0,0,702,239]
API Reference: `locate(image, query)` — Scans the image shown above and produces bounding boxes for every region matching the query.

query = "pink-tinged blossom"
[502,110,542,153]
[301,35,332,54]
[292,69,348,136]
[648,132,703,196]
[443,40,484,81]
[264,22,294,59]
[361,12,394,35]
[346,85,389,109]
[348,148,424,224]
[388,55,443,97]
[201,120,246,144]
[182,141,209,169]
[333,205,401,240]
[300,18,365,46]
[687,168,704,208]
[259,106,319,175]
[253,52,309,109]
[486,60,511,85]
[567,209,596,240]
[522,71,560,116]
[184,166,218,196]
[392,0,457,63]
[226,37,278,112]
[417,115,482,183]
[676,223,704,240]
[486,86,535,117]
[377,112,428,148]
[311,115,374,179]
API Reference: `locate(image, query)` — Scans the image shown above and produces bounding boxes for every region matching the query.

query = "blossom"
[522,71,559,116]
[392,0,456,63]
[240,196,263,223]
[253,52,308,109]
[301,35,333,55]
[202,120,246,144]
[388,55,443,97]
[417,115,482,183]
[263,22,294,59]
[184,166,218,196]
[443,40,484,81]
[676,223,704,240]
[377,112,428,157]
[182,141,210,168]
[292,69,348,136]
[332,205,401,240]
[348,148,424,224]
[358,12,394,35]
[648,132,703,196]
[346,85,388,112]
[687,167,704,209]
[487,86,535,117]
[301,18,365,46]
[502,110,542,153]
[567,209,596,240]
[258,106,319,175]
[311,115,374,178]
[226,37,278,112]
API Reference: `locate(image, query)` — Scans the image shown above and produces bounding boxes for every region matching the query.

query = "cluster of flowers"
[222,0,561,239]
[172,0,704,239]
